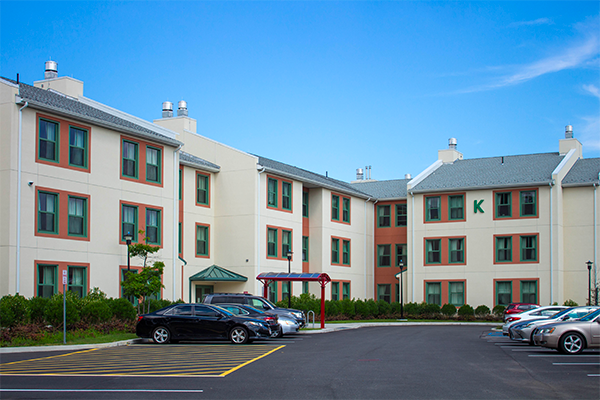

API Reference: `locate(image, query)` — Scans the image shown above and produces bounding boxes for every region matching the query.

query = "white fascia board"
[552,149,576,178]
[407,160,443,191]
[1,78,19,89]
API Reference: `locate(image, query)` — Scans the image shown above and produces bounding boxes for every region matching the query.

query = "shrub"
[29,296,49,324]
[45,291,82,326]
[84,287,107,303]
[492,305,505,316]
[354,299,368,318]
[324,300,340,317]
[148,299,175,313]
[339,298,356,318]
[81,301,112,324]
[563,299,578,307]
[0,294,30,327]
[377,300,391,317]
[364,299,379,318]
[421,302,441,316]
[108,298,137,321]
[294,293,321,315]
[475,305,491,316]
[458,304,474,317]
[441,303,457,317]
[403,302,421,317]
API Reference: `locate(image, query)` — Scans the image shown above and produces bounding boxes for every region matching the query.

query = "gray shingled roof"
[562,158,600,187]
[350,179,409,199]
[256,155,371,199]
[5,78,182,147]
[180,151,220,172]
[411,153,565,193]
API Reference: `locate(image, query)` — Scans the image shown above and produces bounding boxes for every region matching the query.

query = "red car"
[503,303,538,322]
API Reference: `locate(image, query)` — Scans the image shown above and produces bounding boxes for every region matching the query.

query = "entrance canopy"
[189,265,248,282]
[256,272,331,328]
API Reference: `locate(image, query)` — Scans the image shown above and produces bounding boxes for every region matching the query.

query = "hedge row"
[276,294,504,321]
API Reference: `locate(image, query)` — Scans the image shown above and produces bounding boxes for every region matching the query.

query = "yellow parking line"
[1,348,98,366]
[220,345,286,377]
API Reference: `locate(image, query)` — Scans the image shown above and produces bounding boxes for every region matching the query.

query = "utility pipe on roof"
[173,145,182,300]
[16,101,28,294]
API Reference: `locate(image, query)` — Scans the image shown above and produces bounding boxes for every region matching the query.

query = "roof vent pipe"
[356,168,364,180]
[162,101,173,118]
[405,173,412,179]
[448,137,457,150]
[177,100,188,117]
[565,125,573,139]
[44,60,58,79]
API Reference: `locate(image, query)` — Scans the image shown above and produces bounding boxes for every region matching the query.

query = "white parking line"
[552,362,600,366]
[588,374,600,377]
[529,354,600,357]
[0,389,204,393]
[508,348,550,351]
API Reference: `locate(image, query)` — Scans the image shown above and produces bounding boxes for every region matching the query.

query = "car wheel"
[229,326,249,344]
[275,327,284,338]
[558,332,585,354]
[152,326,171,344]
[528,332,535,346]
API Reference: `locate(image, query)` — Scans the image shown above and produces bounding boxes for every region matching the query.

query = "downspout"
[257,166,266,295]
[173,145,182,300]
[410,191,415,302]
[549,180,554,304]
[364,197,371,298]
[16,101,28,294]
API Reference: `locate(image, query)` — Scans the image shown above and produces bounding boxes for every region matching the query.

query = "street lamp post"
[587,261,593,306]
[396,259,406,319]
[287,250,293,308]
[124,232,133,273]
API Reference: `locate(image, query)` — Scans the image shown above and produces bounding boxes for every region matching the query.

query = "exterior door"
[195,285,213,303]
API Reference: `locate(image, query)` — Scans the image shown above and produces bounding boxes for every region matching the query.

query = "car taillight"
[264,316,276,322]
[507,317,521,322]
[137,316,144,323]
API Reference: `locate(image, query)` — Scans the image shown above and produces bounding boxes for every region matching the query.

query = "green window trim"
[282,181,292,210]
[38,191,59,234]
[267,228,278,257]
[449,282,464,307]
[425,239,441,264]
[495,192,511,218]
[178,222,182,254]
[282,282,291,301]
[520,235,537,262]
[121,204,138,242]
[496,281,512,306]
[268,282,278,302]
[342,240,350,265]
[396,204,407,227]
[196,173,209,205]
[67,196,87,237]
[520,280,537,303]
[342,197,350,223]
[396,244,407,268]
[331,282,339,301]
[519,190,537,217]
[302,236,309,262]
[378,284,391,303]
[448,238,464,264]
[331,238,339,264]
[178,168,182,200]
[68,266,87,298]
[196,225,209,256]
[37,264,58,298]
[302,281,309,294]
[448,195,464,220]
[425,196,441,221]
[146,146,161,184]
[495,236,512,262]
[282,230,292,257]
[426,282,441,306]
[302,191,309,217]
[145,209,161,245]
[377,205,391,227]
[68,126,88,168]
[342,282,350,300]
[38,118,60,162]
[121,269,139,305]
[268,178,278,208]
[377,244,391,267]
[331,195,340,221]
[122,140,138,178]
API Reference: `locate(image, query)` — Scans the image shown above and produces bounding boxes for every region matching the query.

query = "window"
[496,281,512,306]
[378,284,391,303]
[377,205,391,227]
[68,266,87,298]
[68,196,86,236]
[342,282,350,300]
[449,282,464,307]
[496,237,512,262]
[282,230,292,257]
[39,119,59,162]
[302,191,309,217]
[332,195,339,220]
[302,282,309,294]
[179,168,182,200]
[267,228,278,257]
[331,282,339,301]
[37,264,57,298]
[268,178,278,207]
[520,236,537,261]
[146,209,161,245]
[426,197,441,221]
[196,225,209,256]
[520,191,536,216]
[449,238,464,263]
[331,238,339,264]
[282,182,292,210]
[146,146,161,183]
[342,240,350,265]
[178,222,182,254]
[122,205,137,241]
[426,282,441,306]
[396,204,407,227]
[69,126,87,168]
[302,236,309,262]
[496,192,511,218]
[425,239,441,264]
[268,282,277,302]
[396,244,407,268]
[282,282,291,301]
[521,281,537,303]
[448,195,464,220]
[38,191,58,234]
[122,140,138,178]
[197,173,209,206]
[377,244,391,267]
[342,198,350,223]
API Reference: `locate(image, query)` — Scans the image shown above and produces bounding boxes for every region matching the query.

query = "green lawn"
[2,330,137,347]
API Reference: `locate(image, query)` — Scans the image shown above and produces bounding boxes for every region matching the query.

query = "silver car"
[533,308,600,354]
[501,306,567,336]
[510,306,599,344]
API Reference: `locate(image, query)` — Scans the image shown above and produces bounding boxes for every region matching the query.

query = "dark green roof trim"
[189,265,247,282]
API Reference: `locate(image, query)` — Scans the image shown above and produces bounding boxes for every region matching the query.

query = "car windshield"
[257,297,277,308]
[212,305,234,316]
[244,305,265,314]
[578,309,600,322]
[550,307,576,318]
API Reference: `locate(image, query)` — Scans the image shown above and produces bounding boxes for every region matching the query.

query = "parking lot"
[1,326,599,399]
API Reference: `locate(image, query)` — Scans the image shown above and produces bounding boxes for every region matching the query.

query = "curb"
[0,338,142,354]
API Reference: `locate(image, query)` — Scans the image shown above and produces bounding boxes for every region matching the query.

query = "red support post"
[320,283,325,329]
[263,282,268,299]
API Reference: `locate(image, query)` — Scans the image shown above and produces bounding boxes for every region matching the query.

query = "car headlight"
[245,321,261,327]
[291,312,302,319]
[538,327,555,334]
[280,319,293,326]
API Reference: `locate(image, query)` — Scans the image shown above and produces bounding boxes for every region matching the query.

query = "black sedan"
[136,303,272,344]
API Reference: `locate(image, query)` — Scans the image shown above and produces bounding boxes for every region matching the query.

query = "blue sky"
[1,1,599,182]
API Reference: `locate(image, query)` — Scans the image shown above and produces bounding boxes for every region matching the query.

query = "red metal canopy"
[256,272,331,329]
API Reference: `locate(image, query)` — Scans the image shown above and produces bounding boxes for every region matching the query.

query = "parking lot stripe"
[529,354,600,357]
[0,389,204,393]
[552,362,600,366]
[220,345,285,377]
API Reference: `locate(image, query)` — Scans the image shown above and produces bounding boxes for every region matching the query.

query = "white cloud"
[509,18,553,27]
[583,84,600,99]
[578,115,600,152]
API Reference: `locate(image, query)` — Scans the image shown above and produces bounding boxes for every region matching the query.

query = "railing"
[307,310,315,329]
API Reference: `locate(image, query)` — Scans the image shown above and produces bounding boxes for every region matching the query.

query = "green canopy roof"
[189,265,247,282]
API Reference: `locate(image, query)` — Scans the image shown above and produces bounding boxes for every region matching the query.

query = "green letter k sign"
[474,200,484,213]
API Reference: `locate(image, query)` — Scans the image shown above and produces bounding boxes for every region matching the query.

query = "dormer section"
[559,125,582,159]
[33,60,84,99]
[438,138,463,163]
